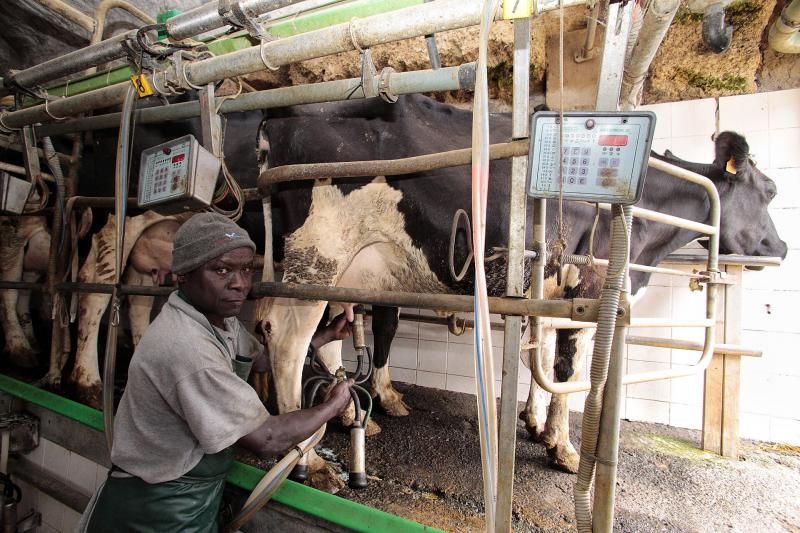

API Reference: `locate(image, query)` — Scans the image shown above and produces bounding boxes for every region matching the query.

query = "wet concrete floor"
[248,383,800,532]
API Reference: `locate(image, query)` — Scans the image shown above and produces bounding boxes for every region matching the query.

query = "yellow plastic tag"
[503,0,533,19]
[726,158,737,174]
[130,74,153,97]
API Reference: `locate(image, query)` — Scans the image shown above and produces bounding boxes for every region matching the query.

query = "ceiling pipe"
[33,0,95,33]
[769,0,800,54]
[91,0,156,45]
[619,0,679,110]
[5,0,307,93]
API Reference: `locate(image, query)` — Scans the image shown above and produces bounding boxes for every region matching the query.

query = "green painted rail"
[0,374,441,532]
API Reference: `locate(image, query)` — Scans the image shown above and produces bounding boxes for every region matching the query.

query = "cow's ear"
[714,131,749,179]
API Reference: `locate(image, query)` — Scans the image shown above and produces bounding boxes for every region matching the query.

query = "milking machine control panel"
[526,111,656,205]
[138,134,221,213]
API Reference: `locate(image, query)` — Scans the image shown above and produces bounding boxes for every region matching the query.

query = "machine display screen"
[526,111,656,205]
[597,134,629,146]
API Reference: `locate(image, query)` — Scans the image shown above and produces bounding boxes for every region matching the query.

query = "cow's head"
[708,131,787,260]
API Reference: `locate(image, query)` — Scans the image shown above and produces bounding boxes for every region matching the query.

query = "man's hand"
[311,312,353,350]
[325,379,354,415]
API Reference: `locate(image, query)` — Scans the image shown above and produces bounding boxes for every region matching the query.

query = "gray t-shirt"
[111,292,269,484]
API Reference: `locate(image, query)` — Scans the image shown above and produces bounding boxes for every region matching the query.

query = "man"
[82,213,352,532]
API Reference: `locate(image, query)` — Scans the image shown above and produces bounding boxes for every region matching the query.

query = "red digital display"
[172,154,185,163]
[598,135,628,146]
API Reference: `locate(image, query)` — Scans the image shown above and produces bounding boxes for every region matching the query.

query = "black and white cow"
[254,94,787,488]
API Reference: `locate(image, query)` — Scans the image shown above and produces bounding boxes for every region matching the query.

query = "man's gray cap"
[171,213,256,274]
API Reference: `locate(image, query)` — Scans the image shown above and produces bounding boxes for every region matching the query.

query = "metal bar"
[594,0,633,110]
[496,16,531,533]
[56,280,595,318]
[538,317,716,329]
[592,202,717,235]
[564,254,707,278]
[35,63,475,137]
[626,335,761,357]
[663,253,782,268]
[0,136,73,165]
[259,138,526,191]
[0,162,54,183]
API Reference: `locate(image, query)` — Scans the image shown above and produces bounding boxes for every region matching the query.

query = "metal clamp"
[378,67,398,103]
[218,0,269,41]
[699,269,732,285]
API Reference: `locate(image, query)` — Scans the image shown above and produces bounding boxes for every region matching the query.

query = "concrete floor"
[248,383,800,532]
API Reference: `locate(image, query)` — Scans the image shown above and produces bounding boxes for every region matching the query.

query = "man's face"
[179,247,254,327]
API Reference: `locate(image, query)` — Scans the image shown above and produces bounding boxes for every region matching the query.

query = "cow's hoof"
[308,463,345,494]
[75,383,103,410]
[365,419,381,436]
[546,445,580,474]
[6,343,39,369]
[519,411,544,442]
[381,396,410,417]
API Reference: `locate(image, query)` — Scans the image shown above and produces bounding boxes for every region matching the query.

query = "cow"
[66,210,186,407]
[254,94,787,489]
[64,106,267,407]
[0,215,50,368]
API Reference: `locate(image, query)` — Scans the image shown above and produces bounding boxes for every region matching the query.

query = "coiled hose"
[574,205,632,532]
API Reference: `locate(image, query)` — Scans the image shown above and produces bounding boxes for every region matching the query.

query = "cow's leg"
[69,239,109,408]
[17,272,40,352]
[370,305,409,417]
[520,327,556,442]
[258,296,345,491]
[0,228,37,368]
[541,328,591,474]
[123,268,154,346]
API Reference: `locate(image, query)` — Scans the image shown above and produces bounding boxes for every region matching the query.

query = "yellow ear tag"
[725,158,737,174]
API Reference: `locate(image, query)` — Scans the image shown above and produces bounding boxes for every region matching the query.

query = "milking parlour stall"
[0,0,798,531]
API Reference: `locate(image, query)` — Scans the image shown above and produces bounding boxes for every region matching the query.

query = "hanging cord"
[553,0,568,287]
[135,24,196,58]
[587,202,600,271]
[102,83,138,454]
[209,115,245,221]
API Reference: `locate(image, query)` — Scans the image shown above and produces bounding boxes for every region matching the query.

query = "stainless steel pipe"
[36,63,476,137]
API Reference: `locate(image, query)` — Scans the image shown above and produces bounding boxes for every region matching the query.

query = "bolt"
[576,305,585,314]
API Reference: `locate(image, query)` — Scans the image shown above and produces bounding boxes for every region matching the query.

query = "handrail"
[529,156,720,394]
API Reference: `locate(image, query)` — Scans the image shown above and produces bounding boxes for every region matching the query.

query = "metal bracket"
[218,0,269,41]
[20,126,41,183]
[199,83,223,158]
[360,49,379,99]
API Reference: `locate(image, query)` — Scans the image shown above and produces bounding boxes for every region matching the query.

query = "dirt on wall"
[242,1,799,107]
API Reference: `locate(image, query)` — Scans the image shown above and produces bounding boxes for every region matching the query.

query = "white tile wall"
[17,438,104,532]
[376,89,799,446]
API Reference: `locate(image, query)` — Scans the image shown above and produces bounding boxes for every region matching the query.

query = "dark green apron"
[87,449,234,533]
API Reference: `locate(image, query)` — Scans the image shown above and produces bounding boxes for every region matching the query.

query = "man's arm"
[237,379,352,458]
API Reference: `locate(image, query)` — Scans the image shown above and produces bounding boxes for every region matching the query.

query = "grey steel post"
[496,16,531,533]
[594,0,634,111]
